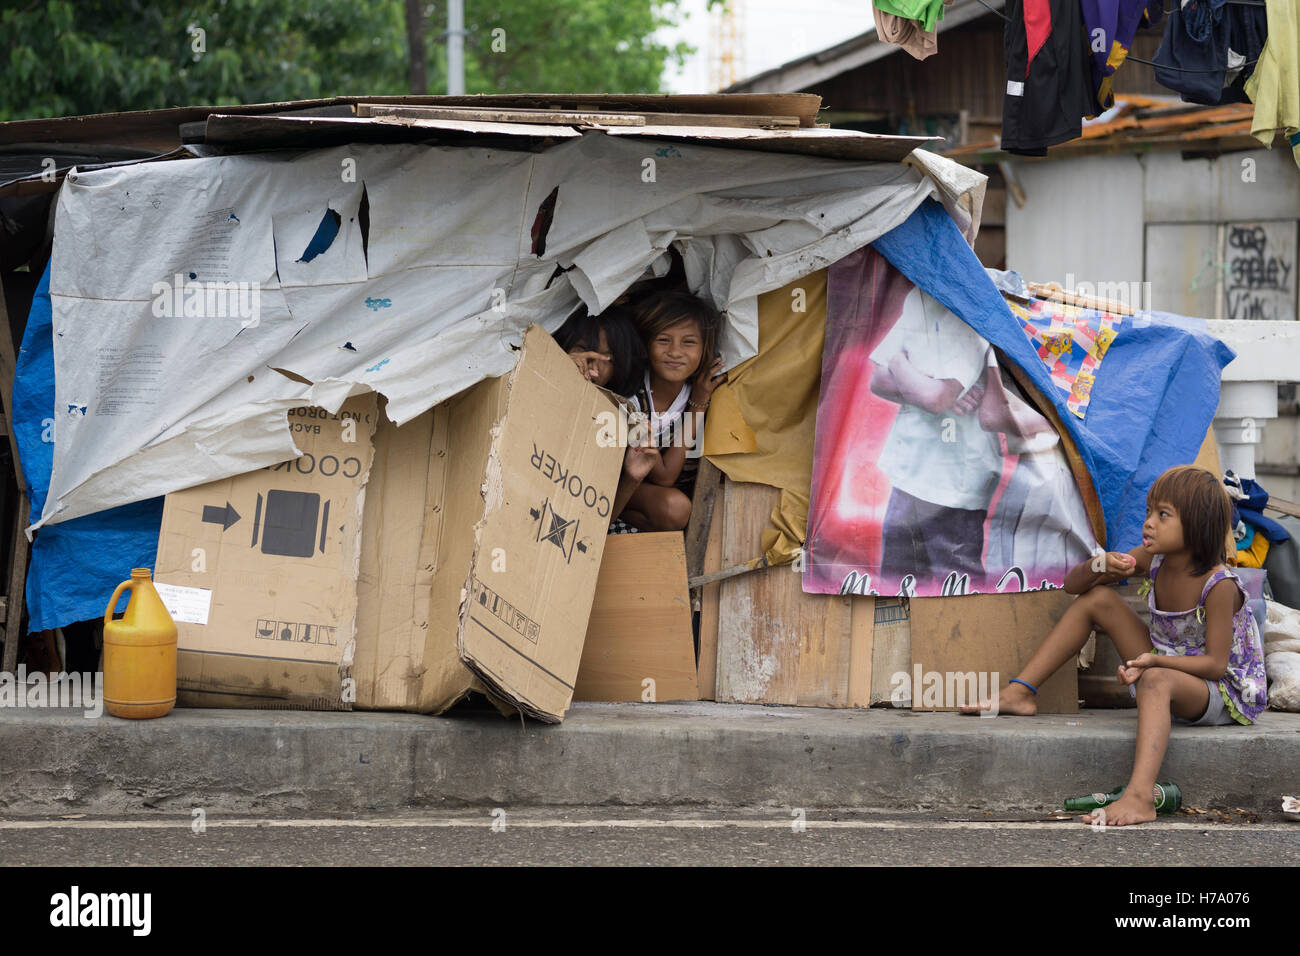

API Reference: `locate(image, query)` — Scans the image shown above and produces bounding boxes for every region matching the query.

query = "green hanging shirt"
[872,0,948,34]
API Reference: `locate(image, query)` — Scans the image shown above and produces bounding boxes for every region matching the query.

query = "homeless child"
[618,291,727,533]
[961,465,1268,826]
[552,304,645,397]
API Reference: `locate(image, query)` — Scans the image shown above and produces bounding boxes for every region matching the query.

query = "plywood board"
[847,596,874,707]
[574,533,698,703]
[696,485,725,701]
[908,591,1078,714]
[869,598,911,705]
[715,481,856,707]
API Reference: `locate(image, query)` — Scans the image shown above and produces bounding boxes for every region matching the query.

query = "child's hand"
[1104,552,1137,576]
[569,350,612,383]
[622,444,661,483]
[1116,664,1142,686]
[1117,653,1159,685]
[692,357,727,404]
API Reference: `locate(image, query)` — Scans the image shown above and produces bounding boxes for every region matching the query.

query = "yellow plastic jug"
[102,568,177,719]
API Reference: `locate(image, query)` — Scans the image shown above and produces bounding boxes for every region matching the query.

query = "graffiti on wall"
[1224,221,1297,321]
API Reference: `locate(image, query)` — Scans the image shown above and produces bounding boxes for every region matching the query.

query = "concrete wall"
[1005,154,1147,309]
[1006,148,1299,311]
[1005,148,1300,500]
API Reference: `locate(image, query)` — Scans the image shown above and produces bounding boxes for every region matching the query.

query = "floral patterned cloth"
[1141,554,1268,723]
[1004,296,1122,420]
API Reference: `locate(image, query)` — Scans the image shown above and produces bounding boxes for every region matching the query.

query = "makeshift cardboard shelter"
[0,94,1238,719]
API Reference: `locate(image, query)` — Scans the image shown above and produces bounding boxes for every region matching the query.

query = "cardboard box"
[354,324,624,721]
[352,403,444,711]
[908,590,1078,714]
[574,532,699,703]
[155,394,378,710]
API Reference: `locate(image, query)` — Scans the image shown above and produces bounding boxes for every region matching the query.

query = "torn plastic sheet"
[34,134,981,529]
[296,208,341,263]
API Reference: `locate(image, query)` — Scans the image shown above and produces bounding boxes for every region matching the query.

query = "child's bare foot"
[957,682,1037,716]
[1081,791,1157,827]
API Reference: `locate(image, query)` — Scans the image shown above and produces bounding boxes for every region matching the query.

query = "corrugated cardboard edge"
[354,407,447,711]
[421,372,506,715]
[454,349,525,716]
[338,402,380,704]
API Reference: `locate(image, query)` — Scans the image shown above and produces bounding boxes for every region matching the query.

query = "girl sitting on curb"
[960,465,1268,826]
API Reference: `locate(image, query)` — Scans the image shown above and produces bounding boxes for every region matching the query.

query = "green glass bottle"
[1064,782,1182,814]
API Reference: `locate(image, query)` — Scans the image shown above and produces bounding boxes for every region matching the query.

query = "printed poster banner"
[804,247,1098,598]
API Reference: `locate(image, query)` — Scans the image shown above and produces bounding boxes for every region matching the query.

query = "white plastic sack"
[1263,599,1300,711]
[38,134,980,530]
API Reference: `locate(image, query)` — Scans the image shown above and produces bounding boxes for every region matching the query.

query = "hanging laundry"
[872,0,949,34]
[1246,0,1300,169]
[1183,0,1229,42]
[1002,0,1096,155]
[1080,1,1166,111]
[1004,296,1122,419]
[1153,0,1269,106]
[873,0,955,61]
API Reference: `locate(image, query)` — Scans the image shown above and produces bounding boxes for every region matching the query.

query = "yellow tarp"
[702,270,827,566]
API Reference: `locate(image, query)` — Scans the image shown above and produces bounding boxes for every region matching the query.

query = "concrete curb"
[2,702,1297,816]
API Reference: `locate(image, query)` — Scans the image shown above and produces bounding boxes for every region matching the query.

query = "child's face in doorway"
[647,318,703,385]
[567,327,614,387]
[1142,500,1185,554]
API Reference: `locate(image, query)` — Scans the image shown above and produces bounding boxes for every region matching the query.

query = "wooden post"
[0,273,30,674]
[683,457,722,582]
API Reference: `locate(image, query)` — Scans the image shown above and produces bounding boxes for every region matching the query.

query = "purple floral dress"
[1140,554,1267,724]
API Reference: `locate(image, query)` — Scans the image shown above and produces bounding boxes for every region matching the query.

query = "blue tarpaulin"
[872,199,1236,551]
[15,263,163,632]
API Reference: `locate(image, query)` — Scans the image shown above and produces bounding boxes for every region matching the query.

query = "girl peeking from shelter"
[552,304,645,397]
[617,290,727,533]
[551,304,660,523]
[961,465,1268,826]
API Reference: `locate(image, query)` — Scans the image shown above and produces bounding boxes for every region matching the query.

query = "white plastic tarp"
[38,132,982,529]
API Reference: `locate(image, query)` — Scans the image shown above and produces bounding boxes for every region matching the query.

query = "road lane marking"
[0,818,1294,832]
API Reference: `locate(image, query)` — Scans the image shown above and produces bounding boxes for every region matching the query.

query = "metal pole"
[448,0,464,95]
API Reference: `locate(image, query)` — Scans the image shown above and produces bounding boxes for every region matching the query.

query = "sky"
[656,0,877,94]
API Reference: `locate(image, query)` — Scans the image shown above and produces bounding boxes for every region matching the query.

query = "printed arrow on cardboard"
[201,502,242,531]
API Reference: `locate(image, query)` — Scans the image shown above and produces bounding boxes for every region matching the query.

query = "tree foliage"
[0,0,696,121]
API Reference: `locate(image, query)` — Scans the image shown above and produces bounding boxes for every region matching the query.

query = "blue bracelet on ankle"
[1009,678,1038,695]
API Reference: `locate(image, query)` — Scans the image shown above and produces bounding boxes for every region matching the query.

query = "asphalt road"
[2,807,1298,866]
